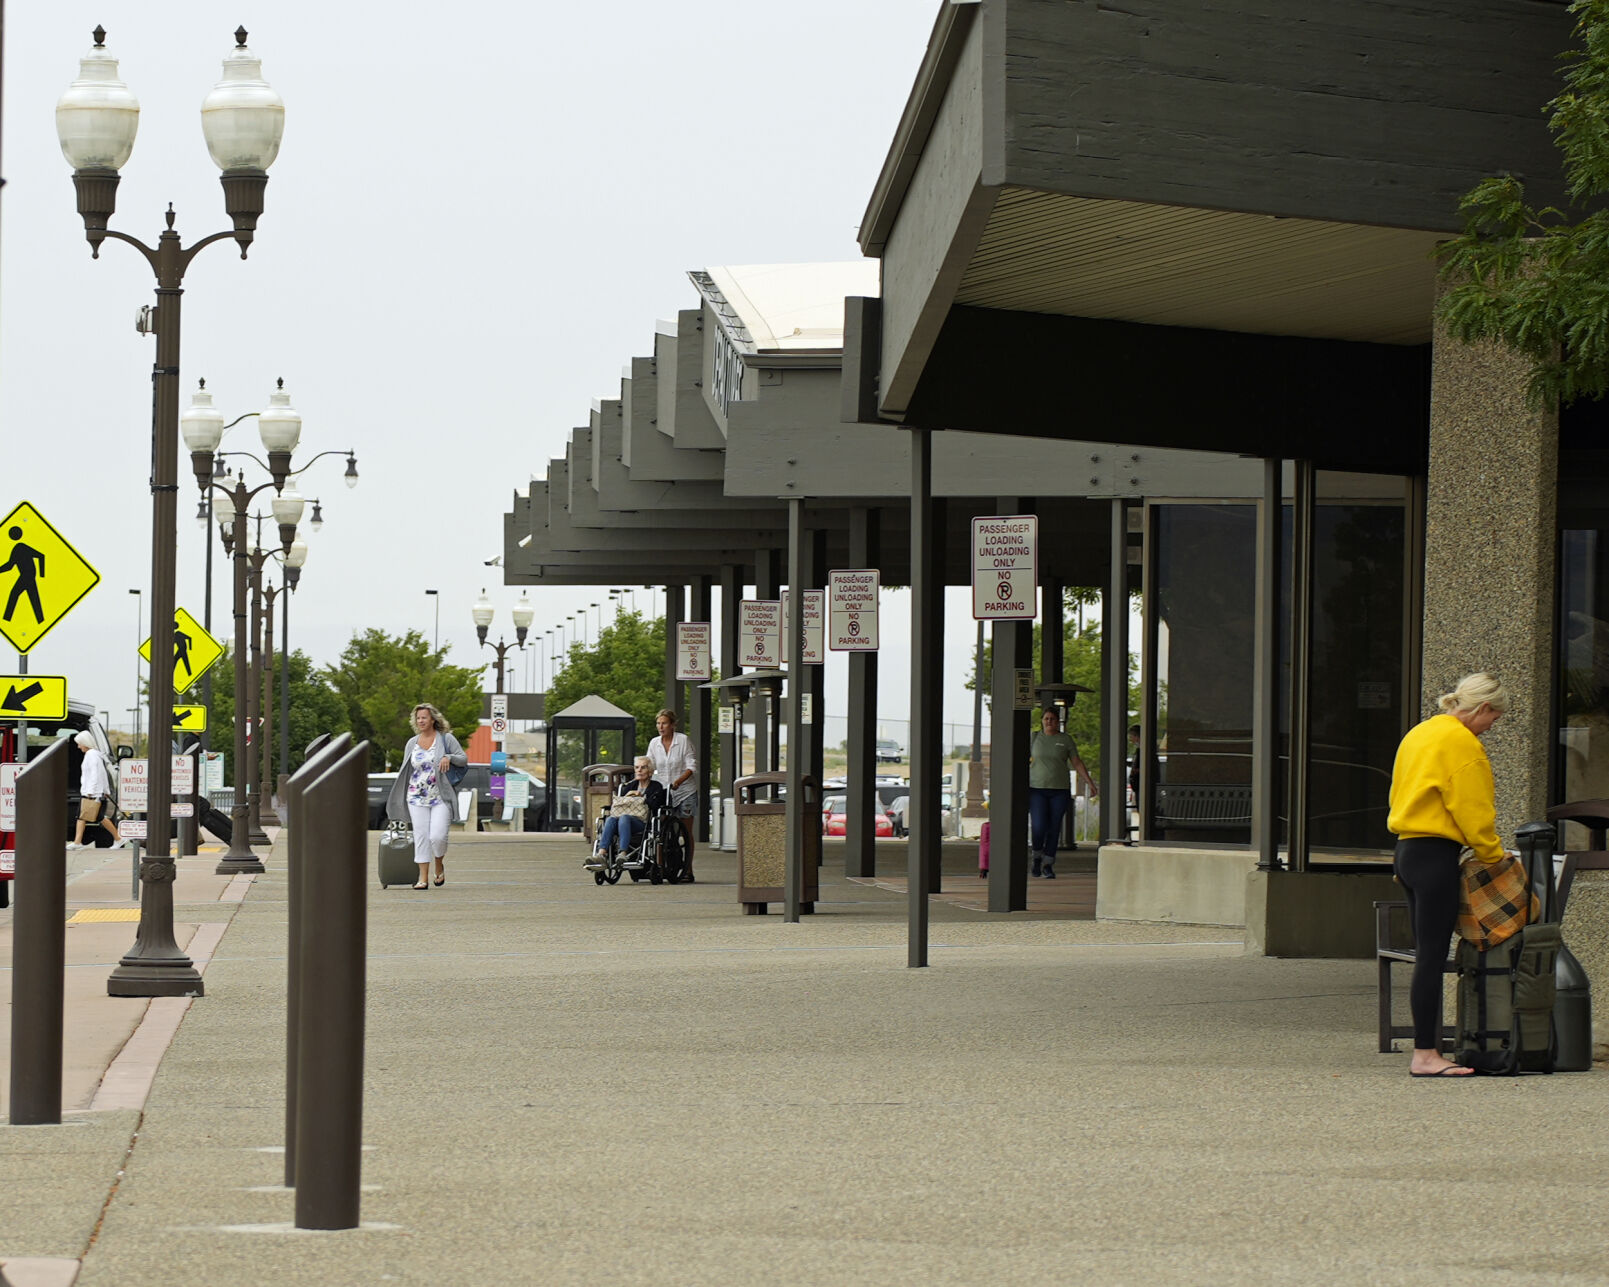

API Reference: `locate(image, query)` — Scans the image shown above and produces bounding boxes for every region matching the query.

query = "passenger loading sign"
[972,515,1038,621]
[779,590,824,664]
[828,570,879,651]
[676,622,712,682]
[739,600,781,667]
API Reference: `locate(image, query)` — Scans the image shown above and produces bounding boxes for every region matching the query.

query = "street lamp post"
[278,541,306,787]
[261,573,278,826]
[181,379,358,873]
[59,26,284,998]
[425,589,439,652]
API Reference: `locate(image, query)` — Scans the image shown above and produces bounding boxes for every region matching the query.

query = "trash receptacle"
[582,764,632,845]
[735,772,818,914]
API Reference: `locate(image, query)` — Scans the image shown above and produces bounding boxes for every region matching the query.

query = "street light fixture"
[182,378,356,872]
[472,590,528,696]
[59,27,284,999]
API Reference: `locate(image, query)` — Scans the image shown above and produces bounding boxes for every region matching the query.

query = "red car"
[821,794,894,837]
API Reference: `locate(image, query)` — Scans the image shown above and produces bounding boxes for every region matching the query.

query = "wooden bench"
[1374,849,1580,1053]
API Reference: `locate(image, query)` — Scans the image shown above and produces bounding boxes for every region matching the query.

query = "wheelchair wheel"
[628,868,644,882]
[593,870,606,886]
[662,824,689,884]
[604,837,624,884]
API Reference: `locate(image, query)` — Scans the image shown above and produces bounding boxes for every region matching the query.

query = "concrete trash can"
[582,764,632,844]
[734,772,818,914]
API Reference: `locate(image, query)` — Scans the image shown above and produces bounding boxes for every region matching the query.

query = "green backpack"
[1454,921,1561,1075]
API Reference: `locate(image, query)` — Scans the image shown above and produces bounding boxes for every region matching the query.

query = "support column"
[846,507,880,877]
[1101,501,1131,843]
[691,574,713,844]
[719,564,741,801]
[806,527,827,843]
[785,499,806,923]
[909,430,943,966]
[1253,460,1283,869]
[1287,460,1316,873]
[755,550,782,773]
[1041,574,1063,684]
[988,613,1032,912]
[663,583,686,729]
[1424,315,1556,841]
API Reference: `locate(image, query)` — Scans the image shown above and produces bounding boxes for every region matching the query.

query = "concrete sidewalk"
[4,833,1607,1286]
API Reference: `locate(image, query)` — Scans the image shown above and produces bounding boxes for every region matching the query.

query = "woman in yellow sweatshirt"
[1387,672,1508,1078]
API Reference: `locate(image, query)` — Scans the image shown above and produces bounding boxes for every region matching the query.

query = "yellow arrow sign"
[0,502,101,653]
[172,704,208,732]
[139,606,225,696]
[0,673,68,720]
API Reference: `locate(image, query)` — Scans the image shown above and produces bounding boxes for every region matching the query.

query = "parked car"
[367,774,393,830]
[821,794,894,837]
[875,739,905,763]
[456,763,548,831]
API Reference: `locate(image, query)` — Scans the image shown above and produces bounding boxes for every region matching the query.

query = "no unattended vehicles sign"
[972,515,1037,621]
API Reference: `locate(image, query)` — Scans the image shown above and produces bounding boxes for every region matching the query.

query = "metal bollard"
[293,741,369,1231]
[8,737,70,1125]
[281,733,352,1187]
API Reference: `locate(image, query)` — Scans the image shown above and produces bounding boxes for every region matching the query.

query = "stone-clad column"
[1423,316,1557,842]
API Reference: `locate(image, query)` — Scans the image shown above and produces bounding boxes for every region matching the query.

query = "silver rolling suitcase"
[378,820,418,888]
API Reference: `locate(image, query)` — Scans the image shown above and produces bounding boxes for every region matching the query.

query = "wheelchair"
[584,795,690,886]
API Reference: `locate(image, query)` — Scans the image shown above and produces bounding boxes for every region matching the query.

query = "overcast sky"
[2,1,1014,751]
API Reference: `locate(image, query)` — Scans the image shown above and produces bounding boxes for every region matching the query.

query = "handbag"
[447,762,468,788]
[612,792,650,821]
[1457,850,1540,951]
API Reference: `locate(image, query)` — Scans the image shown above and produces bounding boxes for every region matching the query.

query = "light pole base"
[107,961,205,998]
[260,804,282,826]
[215,855,266,876]
[248,825,272,846]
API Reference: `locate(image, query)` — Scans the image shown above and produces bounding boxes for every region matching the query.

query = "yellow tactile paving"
[65,908,142,924]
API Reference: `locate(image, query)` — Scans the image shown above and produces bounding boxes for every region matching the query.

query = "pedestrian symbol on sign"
[1,527,46,625]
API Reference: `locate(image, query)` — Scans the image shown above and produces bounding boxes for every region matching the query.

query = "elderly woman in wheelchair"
[585,757,664,885]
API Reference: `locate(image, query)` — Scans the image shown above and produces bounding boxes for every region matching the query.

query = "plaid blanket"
[1457,852,1539,951]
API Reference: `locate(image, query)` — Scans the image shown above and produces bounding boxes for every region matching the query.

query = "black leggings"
[1392,837,1462,1050]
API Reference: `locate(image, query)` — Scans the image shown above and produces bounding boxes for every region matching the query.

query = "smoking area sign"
[739,600,781,667]
[828,570,879,651]
[779,590,824,664]
[677,622,713,681]
[972,515,1038,620]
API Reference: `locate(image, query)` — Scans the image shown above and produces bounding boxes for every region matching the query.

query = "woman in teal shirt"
[1028,708,1098,877]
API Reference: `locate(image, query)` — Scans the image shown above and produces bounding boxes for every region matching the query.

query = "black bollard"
[293,741,369,1231]
[8,738,70,1125]
[281,733,352,1187]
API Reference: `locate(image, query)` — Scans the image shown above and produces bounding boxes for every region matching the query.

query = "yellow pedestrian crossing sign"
[139,606,225,696]
[1,673,68,720]
[172,704,208,732]
[0,501,101,653]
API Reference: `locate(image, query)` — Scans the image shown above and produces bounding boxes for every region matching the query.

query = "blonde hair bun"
[1438,672,1509,716]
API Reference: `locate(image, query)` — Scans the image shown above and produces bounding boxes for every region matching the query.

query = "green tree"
[546,610,668,761]
[208,645,348,780]
[965,594,1141,782]
[1438,0,1609,406]
[322,629,485,770]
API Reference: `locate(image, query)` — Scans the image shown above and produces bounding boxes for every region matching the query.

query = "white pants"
[408,800,450,866]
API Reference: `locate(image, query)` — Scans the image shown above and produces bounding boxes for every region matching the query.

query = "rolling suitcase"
[378,821,418,888]
[1454,823,1561,1074]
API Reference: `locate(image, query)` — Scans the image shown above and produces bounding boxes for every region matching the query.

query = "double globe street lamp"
[472,591,535,695]
[181,380,357,874]
[58,27,283,999]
